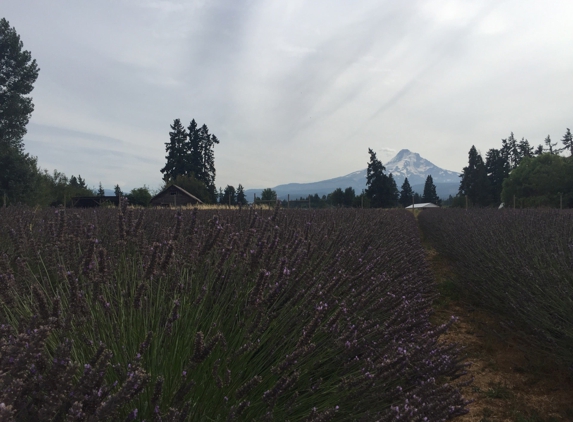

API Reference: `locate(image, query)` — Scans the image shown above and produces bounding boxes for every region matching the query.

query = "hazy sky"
[4,0,573,192]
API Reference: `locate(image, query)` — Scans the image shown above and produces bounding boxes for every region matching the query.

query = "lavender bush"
[0,203,469,421]
[418,208,573,370]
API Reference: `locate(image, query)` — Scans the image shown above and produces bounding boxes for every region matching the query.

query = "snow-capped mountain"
[245,149,460,200]
[383,149,460,186]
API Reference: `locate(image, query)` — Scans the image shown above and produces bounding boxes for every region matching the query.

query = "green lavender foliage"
[0,203,469,421]
[418,208,573,370]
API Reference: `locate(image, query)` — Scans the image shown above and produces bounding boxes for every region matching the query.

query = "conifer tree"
[222,185,236,205]
[544,135,558,154]
[365,149,398,208]
[236,184,247,205]
[422,175,440,205]
[161,119,189,181]
[459,146,490,206]
[561,128,572,155]
[485,148,509,205]
[0,18,39,149]
[0,18,41,205]
[399,177,414,207]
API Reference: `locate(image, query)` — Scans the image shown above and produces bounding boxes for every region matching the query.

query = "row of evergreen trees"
[458,129,573,207]
[161,119,219,203]
[365,148,440,207]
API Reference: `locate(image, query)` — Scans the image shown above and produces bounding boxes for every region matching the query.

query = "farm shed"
[72,196,120,208]
[150,185,203,207]
[405,203,440,209]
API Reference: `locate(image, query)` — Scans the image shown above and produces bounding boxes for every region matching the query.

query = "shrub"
[0,204,468,420]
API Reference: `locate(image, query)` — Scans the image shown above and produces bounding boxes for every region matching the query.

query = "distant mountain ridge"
[245,149,461,200]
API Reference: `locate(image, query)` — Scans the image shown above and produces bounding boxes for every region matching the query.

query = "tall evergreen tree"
[485,148,509,205]
[222,185,236,205]
[187,119,204,180]
[201,128,219,201]
[399,177,414,207]
[459,145,490,206]
[518,138,533,159]
[0,18,41,205]
[0,18,40,149]
[365,149,397,208]
[114,184,122,197]
[422,175,440,205]
[97,182,105,197]
[160,119,189,181]
[186,120,218,201]
[501,132,521,169]
[561,128,572,155]
[236,184,247,205]
[544,135,558,154]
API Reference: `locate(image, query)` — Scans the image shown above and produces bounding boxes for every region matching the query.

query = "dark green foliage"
[161,119,219,202]
[399,178,414,207]
[37,170,95,206]
[501,132,532,170]
[0,18,39,149]
[127,186,152,207]
[329,187,355,207]
[97,182,105,197]
[419,208,573,369]
[459,145,491,206]
[543,135,558,154]
[366,148,399,208]
[161,119,189,182]
[69,175,87,190]
[221,185,236,205]
[114,184,122,197]
[236,184,247,205]
[422,175,440,205]
[561,128,572,156]
[0,206,469,420]
[501,154,573,208]
[0,18,40,205]
[0,146,40,205]
[260,188,277,201]
[485,148,509,205]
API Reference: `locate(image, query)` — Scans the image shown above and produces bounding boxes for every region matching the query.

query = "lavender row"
[0,204,468,421]
[418,208,573,370]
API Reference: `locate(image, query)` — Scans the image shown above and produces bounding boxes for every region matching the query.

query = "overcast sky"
[4,0,573,192]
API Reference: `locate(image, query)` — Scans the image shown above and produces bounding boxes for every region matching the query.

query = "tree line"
[251,150,440,209]
[0,18,157,207]
[457,130,573,208]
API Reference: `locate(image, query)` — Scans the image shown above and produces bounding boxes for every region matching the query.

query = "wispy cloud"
[4,0,573,190]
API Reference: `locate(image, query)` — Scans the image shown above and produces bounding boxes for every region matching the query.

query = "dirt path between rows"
[425,247,573,421]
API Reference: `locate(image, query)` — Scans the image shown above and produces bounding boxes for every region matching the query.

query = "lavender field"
[0,204,468,421]
[419,209,573,371]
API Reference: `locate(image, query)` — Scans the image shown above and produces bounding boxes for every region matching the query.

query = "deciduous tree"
[501,153,573,208]
[260,188,277,201]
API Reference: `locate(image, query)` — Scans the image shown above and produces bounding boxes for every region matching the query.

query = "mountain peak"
[244,149,461,200]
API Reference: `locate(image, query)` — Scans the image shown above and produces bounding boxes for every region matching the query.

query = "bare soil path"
[425,246,573,422]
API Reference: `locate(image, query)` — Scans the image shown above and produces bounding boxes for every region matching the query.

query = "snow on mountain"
[382,149,460,185]
[244,149,461,200]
